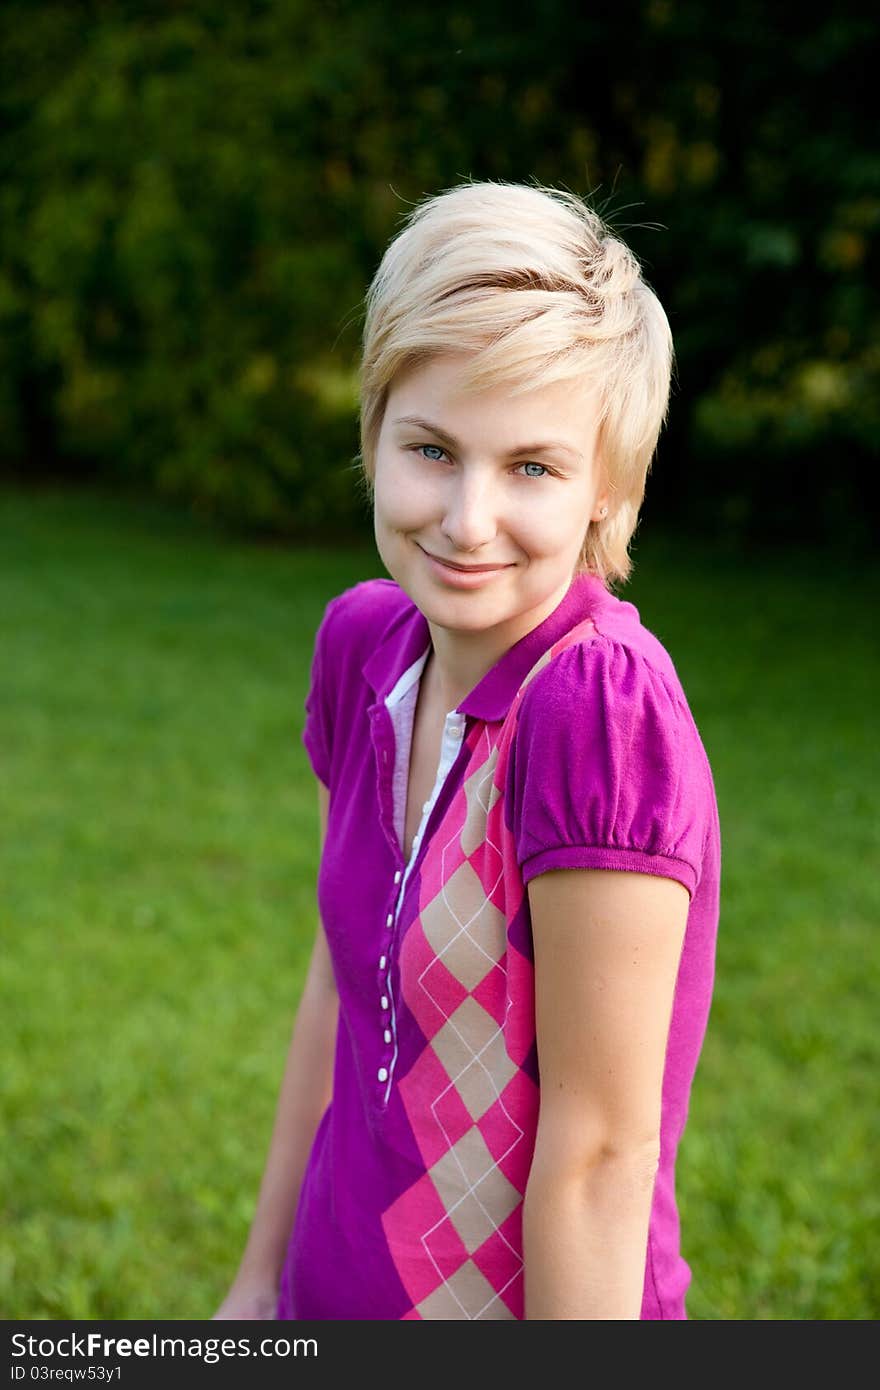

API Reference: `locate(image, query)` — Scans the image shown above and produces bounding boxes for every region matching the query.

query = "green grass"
[2,484,878,1320]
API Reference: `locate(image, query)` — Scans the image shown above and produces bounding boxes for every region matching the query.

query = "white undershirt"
[384,647,467,868]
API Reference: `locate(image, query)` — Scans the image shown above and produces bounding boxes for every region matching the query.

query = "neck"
[423,574,576,712]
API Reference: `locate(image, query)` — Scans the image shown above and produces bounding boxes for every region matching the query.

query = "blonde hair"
[357,178,674,587]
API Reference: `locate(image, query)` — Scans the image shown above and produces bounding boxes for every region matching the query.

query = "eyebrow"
[391,415,582,462]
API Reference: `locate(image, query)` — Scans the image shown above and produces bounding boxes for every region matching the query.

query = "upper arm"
[527,866,688,1167]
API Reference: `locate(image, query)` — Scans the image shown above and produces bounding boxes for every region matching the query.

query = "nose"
[440,469,500,553]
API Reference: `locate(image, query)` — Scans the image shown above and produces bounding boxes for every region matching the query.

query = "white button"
[379,955,386,970]
[394,870,402,884]
[413,834,420,847]
[386,913,393,927]
[380,995,388,1010]
[377,1067,388,1083]
[422,800,431,813]
[384,1028,392,1044]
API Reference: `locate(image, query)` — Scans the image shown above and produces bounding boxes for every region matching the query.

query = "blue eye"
[412,446,550,478]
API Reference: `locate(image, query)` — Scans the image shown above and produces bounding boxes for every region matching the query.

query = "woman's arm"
[213,780,338,1319]
[522,866,688,1320]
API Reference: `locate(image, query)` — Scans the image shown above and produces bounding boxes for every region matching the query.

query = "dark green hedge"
[2,1,877,549]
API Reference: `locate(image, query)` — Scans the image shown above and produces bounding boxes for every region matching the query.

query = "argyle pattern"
[381,618,596,1319]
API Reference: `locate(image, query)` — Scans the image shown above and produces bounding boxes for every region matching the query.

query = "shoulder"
[315,576,412,657]
[505,588,720,898]
[320,575,409,636]
[513,630,715,830]
[521,578,707,747]
[520,631,693,733]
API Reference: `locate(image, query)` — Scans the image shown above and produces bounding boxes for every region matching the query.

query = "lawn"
[2,483,877,1320]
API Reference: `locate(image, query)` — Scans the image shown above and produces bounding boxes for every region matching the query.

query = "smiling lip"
[418,547,514,590]
[420,548,513,572]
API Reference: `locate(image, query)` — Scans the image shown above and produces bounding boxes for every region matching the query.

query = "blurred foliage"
[1,0,877,548]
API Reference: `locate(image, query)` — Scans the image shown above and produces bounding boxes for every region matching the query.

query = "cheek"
[375,465,434,527]
[514,494,587,552]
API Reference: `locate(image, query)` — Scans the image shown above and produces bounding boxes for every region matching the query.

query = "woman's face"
[372,352,608,637]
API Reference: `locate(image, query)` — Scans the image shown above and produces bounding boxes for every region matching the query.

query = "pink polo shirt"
[275,570,721,1320]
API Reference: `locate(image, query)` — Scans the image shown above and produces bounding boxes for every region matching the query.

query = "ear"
[592,458,612,522]
[590,424,613,521]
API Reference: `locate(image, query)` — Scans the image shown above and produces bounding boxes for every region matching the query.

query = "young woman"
[213,179,721,1321]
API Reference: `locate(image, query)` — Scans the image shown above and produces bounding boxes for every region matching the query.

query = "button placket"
[377,706,468,1102]
[377,858,408,1095]
[375,658,430,1099]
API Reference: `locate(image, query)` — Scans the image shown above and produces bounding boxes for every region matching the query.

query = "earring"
[599,505,608,518]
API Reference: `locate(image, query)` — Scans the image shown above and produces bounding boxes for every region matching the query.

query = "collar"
[362,571,610,723]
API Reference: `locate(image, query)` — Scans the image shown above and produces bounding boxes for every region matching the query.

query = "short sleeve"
[507,636,708,899]
[301,596,341,789]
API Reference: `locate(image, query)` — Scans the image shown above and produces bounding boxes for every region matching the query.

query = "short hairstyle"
[356,178,674,587]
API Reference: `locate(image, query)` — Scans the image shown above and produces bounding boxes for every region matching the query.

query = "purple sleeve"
[301,597,340,789]
[507,637,708,899]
